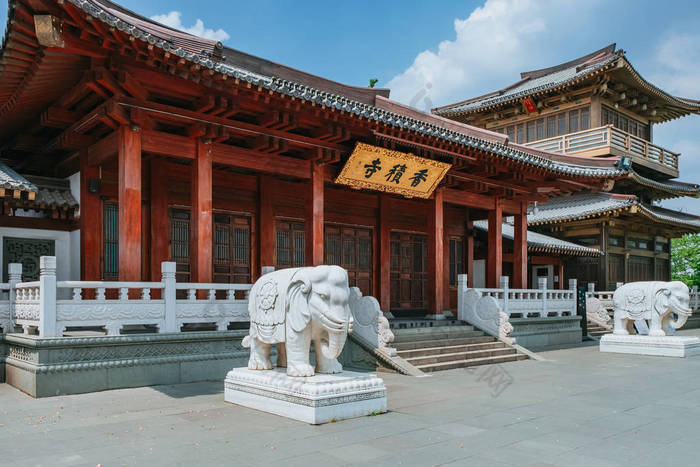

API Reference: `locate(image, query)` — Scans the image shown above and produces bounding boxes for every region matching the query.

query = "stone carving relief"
[56,303,164,321]
[459,288,514,344]
[586,297,612,330]
[348,287,395,353]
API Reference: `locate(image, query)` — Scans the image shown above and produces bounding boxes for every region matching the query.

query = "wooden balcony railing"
[524,125,679,174]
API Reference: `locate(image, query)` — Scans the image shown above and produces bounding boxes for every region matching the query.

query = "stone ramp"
[391,324,528,373]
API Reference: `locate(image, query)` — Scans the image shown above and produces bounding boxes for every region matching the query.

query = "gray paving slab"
[3,329,700,466]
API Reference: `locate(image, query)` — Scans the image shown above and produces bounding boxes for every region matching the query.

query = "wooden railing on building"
[524,125,679,174]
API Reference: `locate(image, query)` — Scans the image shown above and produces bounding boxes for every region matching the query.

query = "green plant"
[671,234,700,288]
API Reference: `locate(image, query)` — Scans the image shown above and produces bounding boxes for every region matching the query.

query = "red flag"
[523,97,537,113]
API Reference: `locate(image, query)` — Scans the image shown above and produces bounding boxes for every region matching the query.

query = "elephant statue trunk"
[669,312,690,329]
[321,329,347,360]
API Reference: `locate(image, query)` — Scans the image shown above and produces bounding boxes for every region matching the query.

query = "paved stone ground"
[3,331,700,466]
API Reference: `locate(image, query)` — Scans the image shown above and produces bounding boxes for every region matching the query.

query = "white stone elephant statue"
[612,281,692,336]
[242,265,354,376]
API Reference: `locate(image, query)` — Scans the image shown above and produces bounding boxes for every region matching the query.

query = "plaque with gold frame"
[335,143,451,199]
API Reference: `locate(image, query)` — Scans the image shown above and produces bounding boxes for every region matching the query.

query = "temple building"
[434,44,700,291]
[0,0,630,321]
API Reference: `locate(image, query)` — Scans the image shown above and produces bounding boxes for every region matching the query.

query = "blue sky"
[2,0,699,213]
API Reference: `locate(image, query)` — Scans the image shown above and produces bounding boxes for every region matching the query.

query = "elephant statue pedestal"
[224,265,387,423]
[600,334,700,357]
[600,281,700,357]
[224,367,387,424]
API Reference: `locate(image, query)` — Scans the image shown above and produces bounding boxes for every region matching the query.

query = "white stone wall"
[0,228,76,282]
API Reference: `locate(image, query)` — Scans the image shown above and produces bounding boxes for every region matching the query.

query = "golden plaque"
[335,143,451,199]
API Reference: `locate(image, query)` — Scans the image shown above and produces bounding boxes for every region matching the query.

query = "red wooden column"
[118,125,142,281]
[306,161,324,266]
[466,216,474,288]
[513,202,528,289]
[79,150,101,281]
[378,195,391,313]
[190,139,213,283]
[258,175,275,277]
[558,262,565,289]
[428,188,444,315]
[487,198,503,288]
[150,158,169,281]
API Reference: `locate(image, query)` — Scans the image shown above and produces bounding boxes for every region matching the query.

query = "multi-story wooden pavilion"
[434,44,700,291]
[0,0,627,317]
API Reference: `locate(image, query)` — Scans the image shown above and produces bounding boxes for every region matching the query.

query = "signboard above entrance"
[335,143,452,199]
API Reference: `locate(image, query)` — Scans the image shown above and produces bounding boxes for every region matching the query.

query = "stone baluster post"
[538,277,548,318]
[38,256,57,338]
[499,276,509,316]
[457,274,468,321]
[569,279,577,317]
[616,282,624,290]
[162,262,177,333]
[8,263,21,330]
[587,283,595,294]
[261,266,275,276]
[692,285,699,312]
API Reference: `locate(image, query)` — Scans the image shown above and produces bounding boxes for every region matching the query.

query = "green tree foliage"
[671,234,700,287]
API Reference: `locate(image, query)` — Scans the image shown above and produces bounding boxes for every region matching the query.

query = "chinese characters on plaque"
[335,143,452,198]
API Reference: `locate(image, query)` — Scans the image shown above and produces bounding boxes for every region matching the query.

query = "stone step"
[396,342,506,358]
[416,353,528,373]
[392,327,483,343]
[589,330,611,336]
[393,336,496,351]
[392,324,476,335]
[389,319,462,330]
[405,347,517,366]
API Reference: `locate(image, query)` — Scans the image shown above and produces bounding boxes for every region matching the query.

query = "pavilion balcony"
[524,125,679,177]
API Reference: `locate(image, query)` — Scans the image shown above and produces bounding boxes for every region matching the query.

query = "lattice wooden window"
[214,214,252,284]
[276,220,305,269]
[170,209,190,282]
[103,202,119,280]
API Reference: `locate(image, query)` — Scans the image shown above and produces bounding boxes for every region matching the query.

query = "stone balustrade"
[457,275,581,347]
[4,257,252,337]
[471,276,577,319]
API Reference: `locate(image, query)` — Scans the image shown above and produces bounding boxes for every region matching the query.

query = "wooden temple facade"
[0,0,628,316]
[435,44,700,291]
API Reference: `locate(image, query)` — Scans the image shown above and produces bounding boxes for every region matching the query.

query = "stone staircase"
[587,321,612,337]
[392,324,528,373]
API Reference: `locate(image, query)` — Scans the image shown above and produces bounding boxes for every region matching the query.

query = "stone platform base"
[509,316,582,349]
[3,331,249,397]
[600,334,700,357]
[224,367,387,424]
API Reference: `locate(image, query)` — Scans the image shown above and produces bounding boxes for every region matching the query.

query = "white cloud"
[650,32,700,97]
[387,0,554,110]
[151,11,230,42]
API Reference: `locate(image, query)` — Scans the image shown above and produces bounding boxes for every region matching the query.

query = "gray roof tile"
[0,162,37,193]
[528,192,700,231]
[473,220,601,256]
[66,0,627,180]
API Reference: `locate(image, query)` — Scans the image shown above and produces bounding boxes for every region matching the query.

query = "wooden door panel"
[324,224,373,297]
[390,232,427,313]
